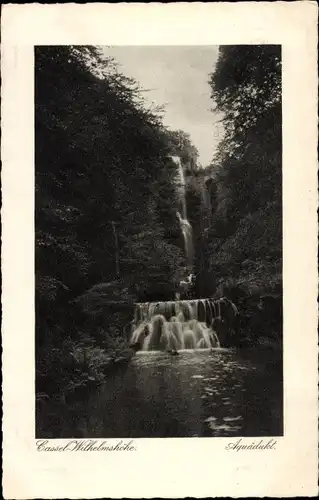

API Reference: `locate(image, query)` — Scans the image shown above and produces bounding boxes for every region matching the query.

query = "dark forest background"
[35,45,282,400]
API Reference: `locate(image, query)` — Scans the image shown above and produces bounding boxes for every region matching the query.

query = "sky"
[102,46,223,166]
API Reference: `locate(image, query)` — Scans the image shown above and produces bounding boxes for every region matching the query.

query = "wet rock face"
[259,295,282,315]
[129,341,142,352]
[211,317,234,348]
[235,294,283,347]
[258,295,283,340]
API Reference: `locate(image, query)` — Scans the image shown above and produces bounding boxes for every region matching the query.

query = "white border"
[2,2,318,498]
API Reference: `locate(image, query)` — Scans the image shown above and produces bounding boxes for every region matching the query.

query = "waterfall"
[130,297,238,351]
[177,158,187,219]
[176,212,193,268]
[171,155,194,268]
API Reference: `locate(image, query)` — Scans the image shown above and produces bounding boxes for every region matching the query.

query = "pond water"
[37,348,283,438]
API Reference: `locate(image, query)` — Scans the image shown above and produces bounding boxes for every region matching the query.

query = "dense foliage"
[189,45,282,346]
[36,44,282,402]
[35,46,188,396]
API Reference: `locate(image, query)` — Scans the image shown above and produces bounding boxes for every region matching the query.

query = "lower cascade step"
[130,298,238,351]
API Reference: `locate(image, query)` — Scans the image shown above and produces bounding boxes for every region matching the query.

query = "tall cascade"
[130,298,238,351]
[172,155,194,269]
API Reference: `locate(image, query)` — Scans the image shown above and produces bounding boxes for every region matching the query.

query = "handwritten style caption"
[36,439,137,452]
[225,438,277,451]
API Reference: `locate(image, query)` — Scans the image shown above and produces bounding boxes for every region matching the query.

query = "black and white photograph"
[35,44,283,439]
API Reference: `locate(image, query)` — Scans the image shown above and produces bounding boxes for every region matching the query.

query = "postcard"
[2,2,318,498]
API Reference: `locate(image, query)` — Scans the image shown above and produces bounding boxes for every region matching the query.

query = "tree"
[166,129,199,173]
[203,45,282,302]
[35,45,188,394]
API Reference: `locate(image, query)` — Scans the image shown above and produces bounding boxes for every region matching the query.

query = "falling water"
[176,212,194,268]
[176,157,187,219]
[131,298,238,351]
[171,155,194,268]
